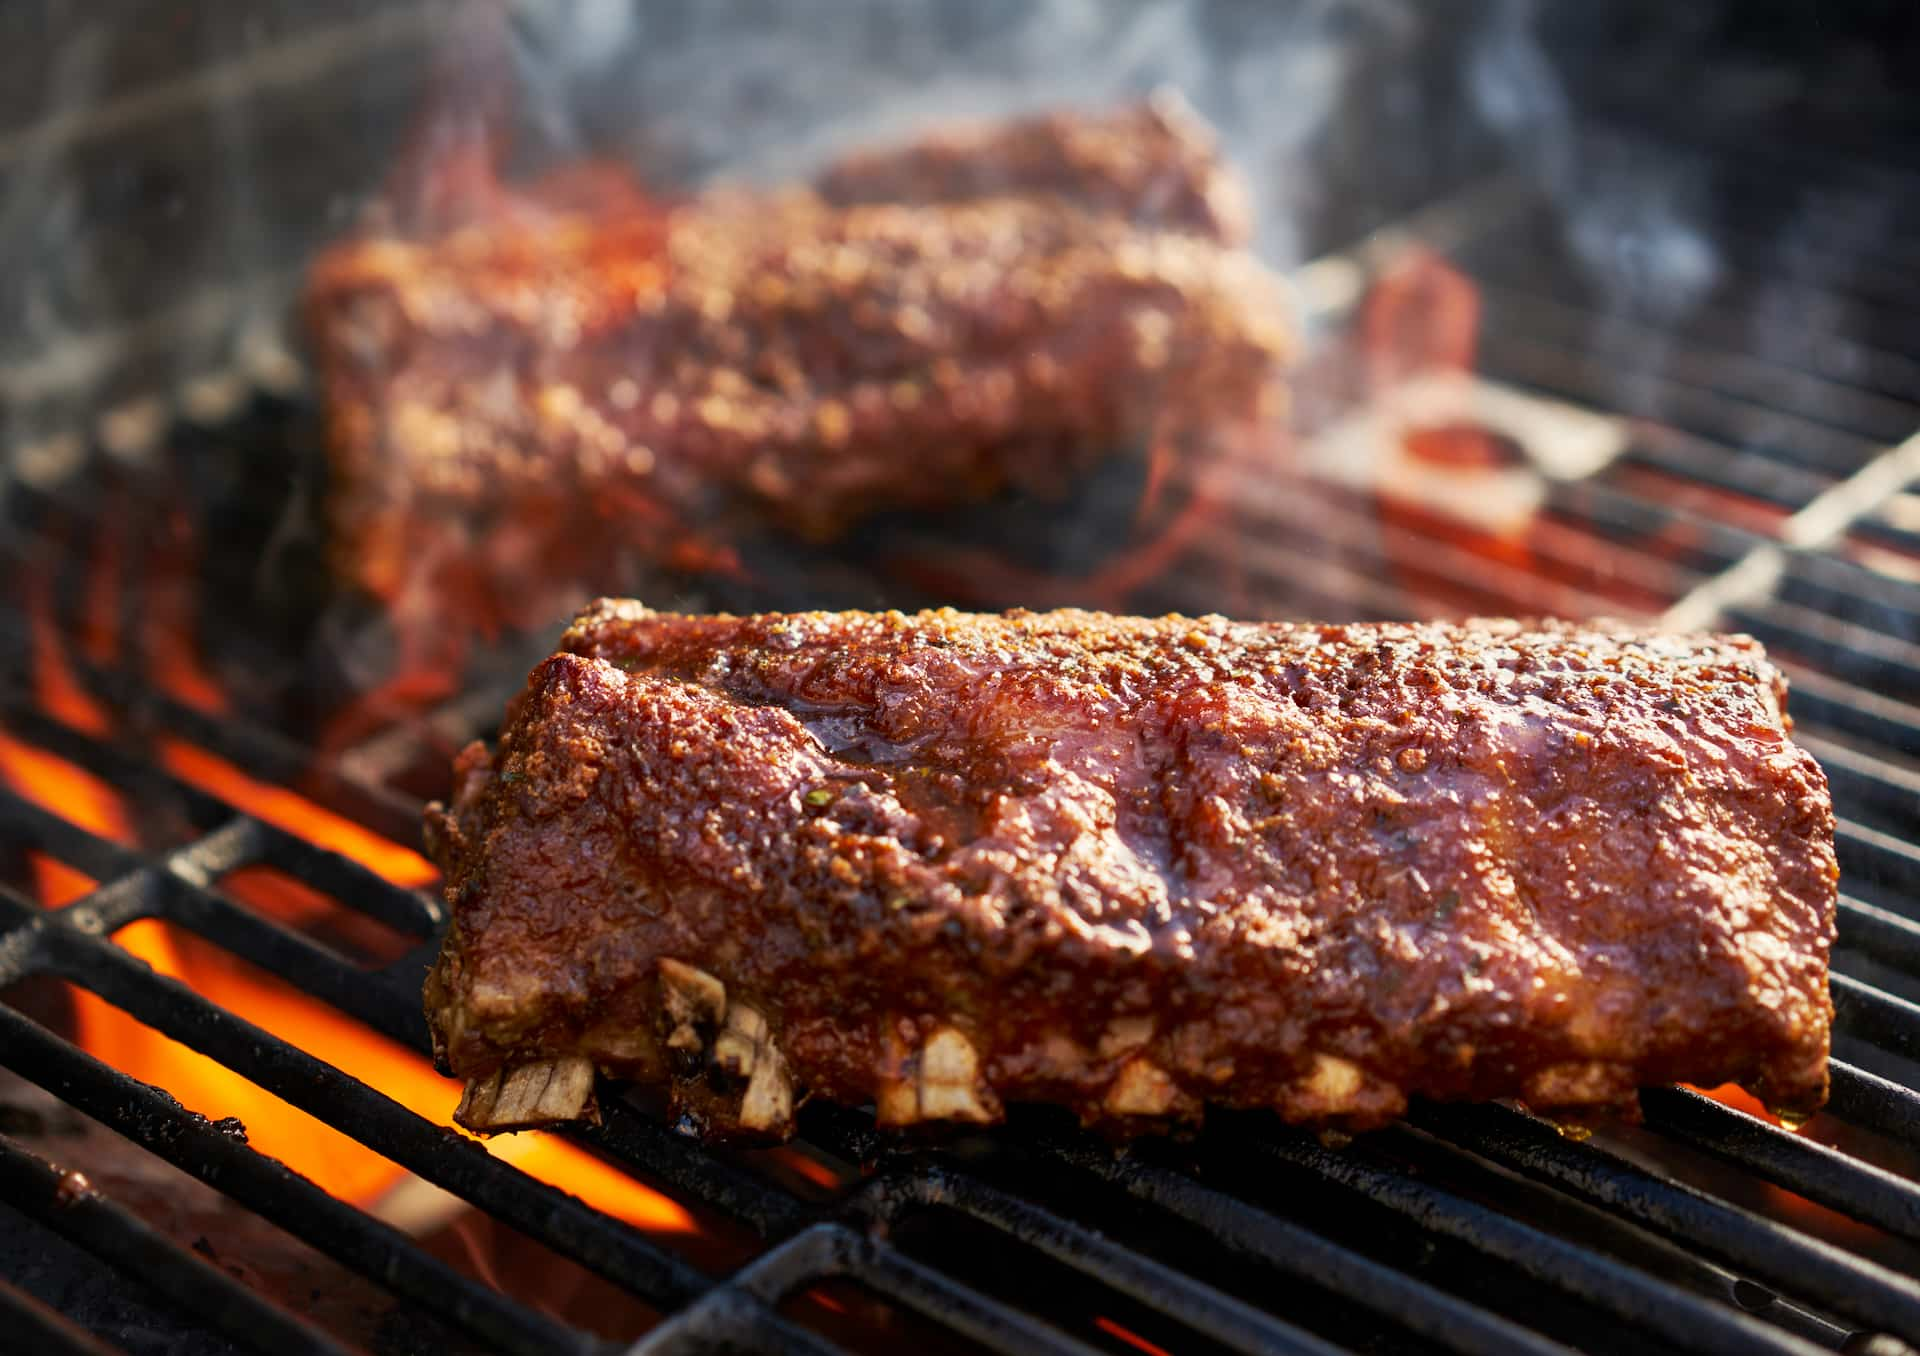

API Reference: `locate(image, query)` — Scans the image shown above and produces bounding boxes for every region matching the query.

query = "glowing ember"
[1095,1315,1174,1356]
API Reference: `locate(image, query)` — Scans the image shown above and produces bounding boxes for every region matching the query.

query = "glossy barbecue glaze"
[424,602,1835,1140]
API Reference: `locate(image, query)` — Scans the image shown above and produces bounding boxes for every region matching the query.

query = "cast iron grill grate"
[5,122,1920,1356]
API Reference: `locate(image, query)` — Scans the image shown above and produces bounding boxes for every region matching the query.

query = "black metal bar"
[178,813,441,939]
[152,846,433,1050]
[1640,1085,1920,1247]
[876,1169,1423,1356]
[1038,1139,1573,1356]
[79,666,427,850]
[30,918,715,1313]
[0,702,234,835]
[0,1133,354,1356]
[664,1221,1109,1356]
[1836,819,1920,912]
[1476,282,1920,444]
[1829,1061,1920,1148]
[1240,1122,1826,1356]
[627,1283,850,1356]
[0,701,438,938]
[0,787,143,892]
[576,1097,812,1241]
[1477,331,1886,479]
[1733,605,1920,719]
[0,801,432,1050]
[1414,1101,1920,1340]
[1808,736,1920,838]
[825,1222,1109,1356]
[0,1004,594,1356]
[1781,665,1920,765]
[1839,896,1920,976]
[630,1225,893,1356]
[1834,973,1920,1060]
[0,1276,124,1356]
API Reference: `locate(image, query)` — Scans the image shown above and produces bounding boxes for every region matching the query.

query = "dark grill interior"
[6,4,1920,1354]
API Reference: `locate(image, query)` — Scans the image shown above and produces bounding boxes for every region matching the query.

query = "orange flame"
[0,603,692,1239]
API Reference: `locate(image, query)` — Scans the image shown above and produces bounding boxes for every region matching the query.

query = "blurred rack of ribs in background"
[304,86,1297,704]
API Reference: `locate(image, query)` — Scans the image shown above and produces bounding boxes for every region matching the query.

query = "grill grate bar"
[1477,334,1893,480]
[1731,600,1920,698]
[792,1099,1573,1356]
[859,1170,1353,1356]
[0,791,425,1042]
[1240,1120,1828,1356]
[1798,735,1920,838]
[1834,974,1920,1063]
[1839,895,1920,977]
[0,786,148,891]
[1639,1086,1920,1248]
[19,902,717,1314]
[1829,1063,1920,1149]
[1836,820,1920,914]
[578,1098,814,1242]
[0,1132,354,1356]
[629,1282,848,1356]
[1411,1101,1920,1341]
[1476,283,1920,443]
[0,1277,125,1356]
[0,700,440,939]
[0,997,597,1356]
[1780,665,1920,763]
[1031,1138,1576,1356]
[1193,469,1692,619]
[812,1222,1107,1356]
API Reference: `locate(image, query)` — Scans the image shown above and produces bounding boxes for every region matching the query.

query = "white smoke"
[507,0,1419,269]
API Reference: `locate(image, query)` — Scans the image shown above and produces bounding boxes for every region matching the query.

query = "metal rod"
[1242,1122,1827,1356]
[1640,1085,1920,1247]
[0,1004,593,1356]
[1415,1101,1920,1341]
[0,1133,355,1356]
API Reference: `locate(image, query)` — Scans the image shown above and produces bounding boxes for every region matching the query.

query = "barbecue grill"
[5,3,1920,1354]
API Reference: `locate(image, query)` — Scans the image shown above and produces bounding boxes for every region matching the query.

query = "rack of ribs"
[306,99,1292,632]
[423,601,1835,1140]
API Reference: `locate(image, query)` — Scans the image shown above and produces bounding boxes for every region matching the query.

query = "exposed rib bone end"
[724,1002,795,1136]
[455,1056,599,1133]
[1105,1056,1180,1116]
[652,958,797,1141]
[876,1025,1002,1127]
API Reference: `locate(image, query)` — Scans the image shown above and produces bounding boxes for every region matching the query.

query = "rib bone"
[716,1001,793,1135]
[714,1002,768,1079]
[455,1056,598,1132]
[1105,1056,1178,1116]
[658,958,726,1053]
[878,1025,1001,1126]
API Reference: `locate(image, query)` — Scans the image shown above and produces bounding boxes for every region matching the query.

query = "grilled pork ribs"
[425,601,1835,1140]
[308,100,1291,630]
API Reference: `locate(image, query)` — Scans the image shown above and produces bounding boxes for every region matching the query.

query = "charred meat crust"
[424,602,1836,1141]
[306,100,1289,630]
